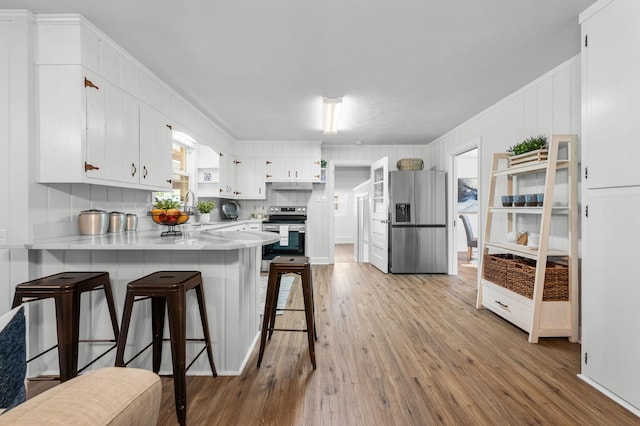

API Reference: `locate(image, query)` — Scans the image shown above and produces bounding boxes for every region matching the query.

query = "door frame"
[447,137,482,276]
[328,159,372,264]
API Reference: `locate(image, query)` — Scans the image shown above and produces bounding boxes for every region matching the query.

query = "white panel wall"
[0,14,34,315]
[320,55,581,262]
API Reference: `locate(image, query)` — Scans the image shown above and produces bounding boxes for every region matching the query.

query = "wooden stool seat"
[12,271,120,382]
[257,256,317,369]
[115,271,216,426]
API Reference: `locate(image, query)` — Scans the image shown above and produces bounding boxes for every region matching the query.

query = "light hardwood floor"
[30,262,638,425]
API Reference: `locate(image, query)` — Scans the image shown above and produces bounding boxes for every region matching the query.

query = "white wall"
[334,167,370,244]
[321,55,581,261]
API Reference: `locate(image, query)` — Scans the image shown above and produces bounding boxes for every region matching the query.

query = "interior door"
[370,157,389,273]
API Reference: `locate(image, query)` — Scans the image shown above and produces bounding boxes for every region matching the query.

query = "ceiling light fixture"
[323,97,343,134]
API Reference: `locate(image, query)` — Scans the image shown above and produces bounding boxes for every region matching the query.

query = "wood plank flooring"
[29,262,638,425]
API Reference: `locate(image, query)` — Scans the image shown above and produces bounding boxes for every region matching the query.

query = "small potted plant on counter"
[507,135,548,167]
[197,200,216,224]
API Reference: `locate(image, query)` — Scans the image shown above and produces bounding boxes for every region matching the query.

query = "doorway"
[451,146,479,284]
[333,165,370,263]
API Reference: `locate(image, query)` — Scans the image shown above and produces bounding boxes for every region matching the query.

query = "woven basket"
[505,259,569,301]
[397,158,424,171]
[483,254,517,287]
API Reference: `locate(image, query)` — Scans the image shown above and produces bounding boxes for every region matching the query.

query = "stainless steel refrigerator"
[389,170,447,273]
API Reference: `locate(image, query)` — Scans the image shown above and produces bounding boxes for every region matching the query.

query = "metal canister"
[78,209,109,235]
[125,213,138,231]
[107,212,126,233]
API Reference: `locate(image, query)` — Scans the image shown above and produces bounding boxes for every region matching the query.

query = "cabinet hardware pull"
[314,161,320,165]
[131,163,137,177]
[495,300,509,309]
[219,153,224,157]
[295,171,298,178]
[266,161,272,165]
[234,160,242,164]
[143,166,148,178]
[166,179,172,184]
[166,124,172,130]
[259,188,262,194]
[220,188,223,193]
[266,174,272,178]
[84,78,99,90]
[235,191,242,195]
[314,175,320,178]
[84,162,99,172]
[288,171,291,177]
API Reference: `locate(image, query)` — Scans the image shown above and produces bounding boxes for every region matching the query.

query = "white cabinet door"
[265,157,287,181]
[104,82,139,184]
[139,103,172,189]
[84,71,107,181]
[583,0,640,188]
[218,151,236,197]
[582,187,640,409]
[235,158,266,199]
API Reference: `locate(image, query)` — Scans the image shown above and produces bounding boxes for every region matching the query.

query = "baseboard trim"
[577,374,640,417]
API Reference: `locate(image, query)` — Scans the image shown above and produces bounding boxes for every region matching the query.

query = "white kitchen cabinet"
[218,151,236,197]
[86,72,139,185]
[580,0,640,412]
[581,187,640,409]
[234,158,266,199]
[139,103,173,189]
[196,144,220,198]
[36,17,173,191]
[38,66,170,190]
[582,0,640,189]
[265,157,322,182]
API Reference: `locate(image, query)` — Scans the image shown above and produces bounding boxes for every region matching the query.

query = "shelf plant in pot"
[197,200,216,224]
[507,135,548,167]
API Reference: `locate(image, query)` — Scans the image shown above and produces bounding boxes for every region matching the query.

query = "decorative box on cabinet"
[476,134,579,344]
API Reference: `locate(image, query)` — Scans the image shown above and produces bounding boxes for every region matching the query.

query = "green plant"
[154,198,180,210]
[320,159,327,168]
[197,200,216,214]
[507,135,548,156]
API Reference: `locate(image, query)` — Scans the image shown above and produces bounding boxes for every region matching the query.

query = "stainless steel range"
[261,206,307,270]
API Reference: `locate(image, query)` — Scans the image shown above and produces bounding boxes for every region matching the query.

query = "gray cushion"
[0,306,26,411]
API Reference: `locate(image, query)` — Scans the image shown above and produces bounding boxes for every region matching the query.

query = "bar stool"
[115,271,216,426]
[12,271,120,383]
[257,256,317,369]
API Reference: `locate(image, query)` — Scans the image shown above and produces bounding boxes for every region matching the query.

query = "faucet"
[183,191,196,214]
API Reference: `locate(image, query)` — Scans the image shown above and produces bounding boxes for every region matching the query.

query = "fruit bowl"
[150,209,190,236]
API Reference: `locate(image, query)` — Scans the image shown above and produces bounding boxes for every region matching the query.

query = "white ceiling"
[1,0,595,145]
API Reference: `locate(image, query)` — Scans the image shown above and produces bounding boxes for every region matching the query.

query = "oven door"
[262,222,306,261]
[262,229,306,260]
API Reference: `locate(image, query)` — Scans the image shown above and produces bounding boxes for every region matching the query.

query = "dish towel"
[279,225,289,246]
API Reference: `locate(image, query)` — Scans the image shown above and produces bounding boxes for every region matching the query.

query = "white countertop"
[2,227,278,251]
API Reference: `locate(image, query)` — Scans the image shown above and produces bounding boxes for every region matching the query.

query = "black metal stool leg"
[166,291,187,426]
[151,296,166,374]
[115,292,135,367]
[194,281,217,377]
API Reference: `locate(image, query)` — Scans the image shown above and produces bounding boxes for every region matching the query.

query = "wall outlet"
[0,229,6,244]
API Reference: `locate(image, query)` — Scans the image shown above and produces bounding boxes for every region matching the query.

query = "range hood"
[269,181,314,191]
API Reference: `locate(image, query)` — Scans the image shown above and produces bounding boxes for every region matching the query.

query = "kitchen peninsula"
[6,227,279,376]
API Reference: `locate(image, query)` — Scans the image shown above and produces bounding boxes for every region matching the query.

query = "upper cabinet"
[139,104,173,188]
[235,158,266,199]
[263,142,322,182]
[35,16,191,192]
[581,0,640,189]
